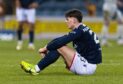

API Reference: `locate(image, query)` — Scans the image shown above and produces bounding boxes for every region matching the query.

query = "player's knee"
[57,46,67,51]
[18,25,23,31]
[29,28,34,32]
[118,20,123,24]
[28,23,34,31]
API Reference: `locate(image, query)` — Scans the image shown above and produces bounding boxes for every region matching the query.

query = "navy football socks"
[38,50,60,71]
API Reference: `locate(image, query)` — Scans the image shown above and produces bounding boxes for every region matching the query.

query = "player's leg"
[101,10,110,46]
[26,9,36,50]
[57,46,97,75]
[16,22,24,49]
[28,23,35,50]
[21,46,74,75]
[57,46,75,68]
[20,50,60,75]
[16,8,26,50]
[117,10,123,45]
[37,50,60,70]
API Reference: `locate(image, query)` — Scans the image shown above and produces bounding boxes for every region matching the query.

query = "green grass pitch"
[0,39,123,84]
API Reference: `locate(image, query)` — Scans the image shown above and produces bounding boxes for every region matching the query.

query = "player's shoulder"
[78,24,90,32]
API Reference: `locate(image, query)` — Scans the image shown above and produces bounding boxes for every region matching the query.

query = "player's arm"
[39,45,47,58]
[29,1,39,8]
[15,0,21,8]
[46,29,82,50]
[38,29,81,57]
[117,0,123,7]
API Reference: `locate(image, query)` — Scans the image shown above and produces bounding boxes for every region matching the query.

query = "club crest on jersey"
[83,27,89,32]
[73,44,78,48]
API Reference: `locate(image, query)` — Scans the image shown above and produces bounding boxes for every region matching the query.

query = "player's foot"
[117,39,123,45]
[101,41,111,47]
[20,61,39,75]
[16,41,23,50]
[28,43,35,50]
[101,40,107,46]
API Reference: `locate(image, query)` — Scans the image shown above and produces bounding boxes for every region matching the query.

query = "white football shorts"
[69,52,97,75]
[16,8,36,23]
[103,3,122,20]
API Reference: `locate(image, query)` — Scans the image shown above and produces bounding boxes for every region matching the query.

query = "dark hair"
[65,9,83,22]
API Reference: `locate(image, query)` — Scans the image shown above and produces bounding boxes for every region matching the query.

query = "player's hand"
[16,4,21,8]
[117,1,123,7]
[38,46,47,57]
[29,2,38,8]
[39,46,47,53]
[15,0,21,8]
[40,53,45,58]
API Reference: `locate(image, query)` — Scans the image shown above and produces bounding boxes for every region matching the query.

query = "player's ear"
[65,19,68,23]
[73,18,77,23]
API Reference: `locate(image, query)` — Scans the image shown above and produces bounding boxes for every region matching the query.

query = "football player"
[15,0,40,50]
[101,0,123,46]
[20,9,102,75]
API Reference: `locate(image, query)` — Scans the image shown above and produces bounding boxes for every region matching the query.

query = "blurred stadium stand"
[0,0,104,16]
[0,0,121,40]
[36,0,103,16]
[3,0,123,17]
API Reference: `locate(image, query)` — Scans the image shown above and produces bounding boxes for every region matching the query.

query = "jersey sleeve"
[47,29,82,50]
[35,0,44,4]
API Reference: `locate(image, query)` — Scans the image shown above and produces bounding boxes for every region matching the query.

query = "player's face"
[65,17,76,30]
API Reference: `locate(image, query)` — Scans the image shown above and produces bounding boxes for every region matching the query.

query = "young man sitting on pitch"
[20,9,102,75]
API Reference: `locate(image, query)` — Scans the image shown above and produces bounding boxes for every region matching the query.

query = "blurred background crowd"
[0,0,123,41]
[0,0,104,17]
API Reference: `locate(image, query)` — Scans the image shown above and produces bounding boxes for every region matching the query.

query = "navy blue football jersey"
[47,24,102,64]
[19,0,42,8]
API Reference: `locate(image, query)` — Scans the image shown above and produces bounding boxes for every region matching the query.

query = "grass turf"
[0,39,123,84]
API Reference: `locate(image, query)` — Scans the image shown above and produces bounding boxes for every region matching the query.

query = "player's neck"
[74,23,82,29]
